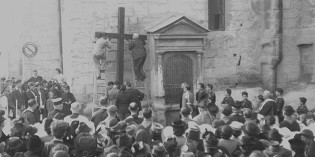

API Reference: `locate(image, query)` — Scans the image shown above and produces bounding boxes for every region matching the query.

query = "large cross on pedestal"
[95,7,147,84]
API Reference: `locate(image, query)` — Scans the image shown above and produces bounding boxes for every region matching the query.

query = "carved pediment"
[145,15,210,34]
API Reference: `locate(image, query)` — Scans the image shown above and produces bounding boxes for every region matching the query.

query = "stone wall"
[277,0,315,87]
[3,0,314,104]
[3,0,62,81]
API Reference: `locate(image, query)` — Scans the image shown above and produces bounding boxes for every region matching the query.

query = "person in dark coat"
[48,98,65,120]
[206,83,216,104]
[221,89,234,108]
[11,79,26,116]
[299,129,315,157]
[297,97,308,115]
[22,99,39,125]
[280,105,300,132]
[115,85,131,120]
[275,88,285,123]
[125,102,143,125]
[61,85,75,116]
[23,70,43,87]
[125,81,144,111]
[25,82,41,122]
[240,91,252,110]
[196,82,208,115]
[128,33,147,82]
[91,96,109,128]
[35,82,47,119]
[258,90,277,122]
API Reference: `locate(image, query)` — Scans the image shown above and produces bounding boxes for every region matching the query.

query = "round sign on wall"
[22,42,38,58]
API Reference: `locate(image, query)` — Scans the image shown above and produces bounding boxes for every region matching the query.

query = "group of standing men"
[0,69,75,125]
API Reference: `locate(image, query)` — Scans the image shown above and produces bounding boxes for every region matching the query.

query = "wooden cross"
[95,7,147,84]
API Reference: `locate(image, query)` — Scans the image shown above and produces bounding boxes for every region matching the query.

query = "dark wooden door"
[163,54,193,104]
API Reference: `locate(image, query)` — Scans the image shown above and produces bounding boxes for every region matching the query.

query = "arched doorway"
[163,53,193,104]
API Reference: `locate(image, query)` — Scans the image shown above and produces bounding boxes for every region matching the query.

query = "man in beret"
[41,120,69,157]
[11,79,26,117]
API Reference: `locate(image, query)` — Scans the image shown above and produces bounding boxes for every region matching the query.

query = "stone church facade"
[1,0,315,123]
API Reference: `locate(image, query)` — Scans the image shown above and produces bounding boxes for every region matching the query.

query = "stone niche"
[145,15,209,125]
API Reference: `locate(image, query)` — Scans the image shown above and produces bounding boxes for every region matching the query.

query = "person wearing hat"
[171,118,187,152]
[218,125,240,156]
[181,107,194,124]
[7,137,27,156]
[11,79,26,117]
[263,128,292,157]
[91,96,109,128]
[73,132,98,156]
[152,145,167,157]
[289,136,306,157]
[230,121,243,143]
[23,99,40,125]
[24,135,44,157]
[42,120,69,157]
[230,101,245,124]
[214,105,233,125]
[299,129,315,157]
[132,129,151,156]
[125,102,144,125]
[48,98,65,120]
[61,85,75,116]
[202,131,227,157]
[151,123,164,145]
[221,89,234,108]
[279,105,300,132]
[99,105,119,127]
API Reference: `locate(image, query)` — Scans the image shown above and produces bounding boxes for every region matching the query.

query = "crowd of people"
[0,69,314,157]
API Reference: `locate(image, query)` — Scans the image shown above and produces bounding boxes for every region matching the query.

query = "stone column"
[197,50,204,83]
[152,50,166,125]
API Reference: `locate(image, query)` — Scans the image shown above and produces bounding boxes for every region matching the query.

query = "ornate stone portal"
[145,15,209,125]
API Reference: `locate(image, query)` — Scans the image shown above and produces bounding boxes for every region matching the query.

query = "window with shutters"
[208,0,225,31]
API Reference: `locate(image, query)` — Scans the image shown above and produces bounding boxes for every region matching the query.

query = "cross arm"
[95,32,147,41]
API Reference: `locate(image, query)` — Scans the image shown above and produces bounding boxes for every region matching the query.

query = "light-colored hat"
[230,121,243,131]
